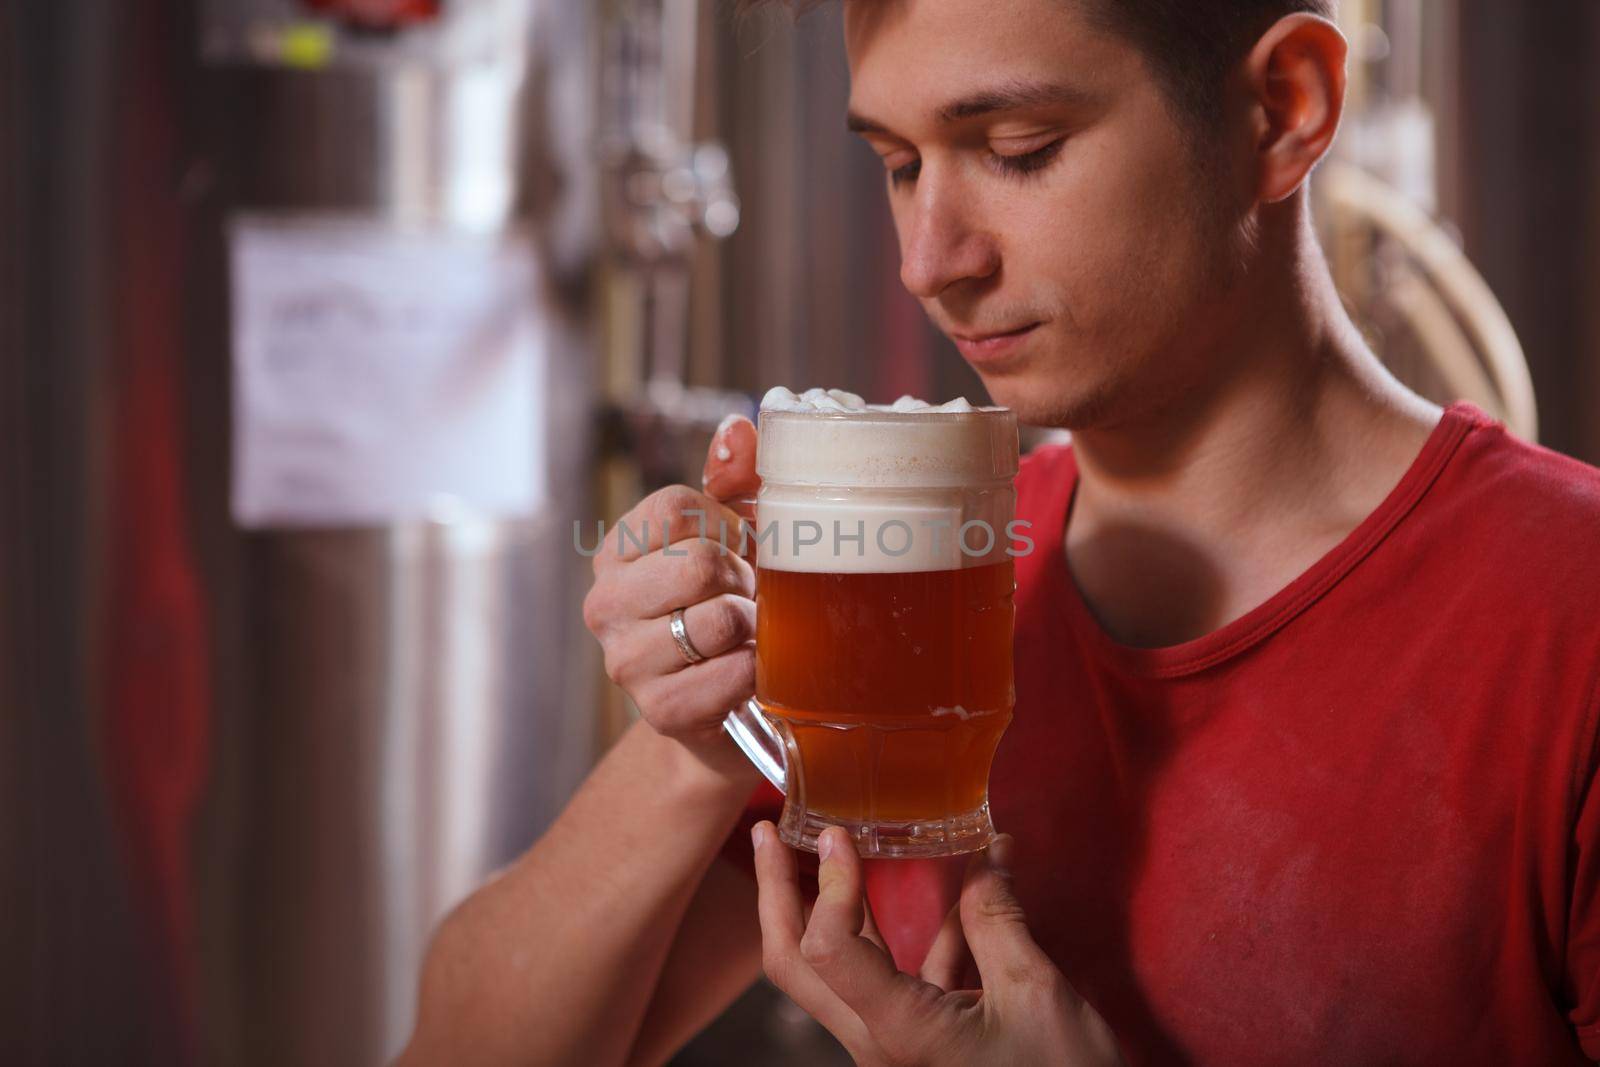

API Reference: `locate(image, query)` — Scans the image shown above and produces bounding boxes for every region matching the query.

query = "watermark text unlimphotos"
[574,510,1035,560]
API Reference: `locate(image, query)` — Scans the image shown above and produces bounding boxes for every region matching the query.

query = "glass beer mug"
[723,400,1019,857]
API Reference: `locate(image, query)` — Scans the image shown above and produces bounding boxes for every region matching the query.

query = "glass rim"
[757,406,1014,424]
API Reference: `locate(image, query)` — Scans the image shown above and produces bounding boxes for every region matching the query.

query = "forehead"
[843,0,1134,122]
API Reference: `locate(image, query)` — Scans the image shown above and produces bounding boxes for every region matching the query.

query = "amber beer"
[749,399,1018,857]
[756,562,1014,820]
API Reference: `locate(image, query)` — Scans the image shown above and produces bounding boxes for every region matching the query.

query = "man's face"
[844,0,1250,429]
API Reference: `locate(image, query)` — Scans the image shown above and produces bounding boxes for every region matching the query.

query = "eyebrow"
[846,80,1096,135]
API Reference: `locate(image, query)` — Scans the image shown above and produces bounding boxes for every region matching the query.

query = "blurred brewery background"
[3,0,1597,1064]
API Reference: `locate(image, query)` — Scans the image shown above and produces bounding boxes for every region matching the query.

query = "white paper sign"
[229,217,546,527]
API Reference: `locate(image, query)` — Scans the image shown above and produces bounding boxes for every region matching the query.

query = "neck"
[1071,199,1435,535]
[1063,198,1440,646]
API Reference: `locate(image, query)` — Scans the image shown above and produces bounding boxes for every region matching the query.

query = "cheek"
[1006,120,1216,345]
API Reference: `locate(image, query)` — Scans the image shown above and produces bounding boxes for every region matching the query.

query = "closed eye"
[990,138,1064,178]
[888,138,1065,190]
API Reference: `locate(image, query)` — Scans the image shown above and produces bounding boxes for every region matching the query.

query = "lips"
[951,322,1041,365]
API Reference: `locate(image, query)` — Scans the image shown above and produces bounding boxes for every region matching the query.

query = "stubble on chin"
[983,362,1131,431]
[1014,203,1250,431]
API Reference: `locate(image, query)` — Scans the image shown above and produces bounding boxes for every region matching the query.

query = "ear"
[1243,13,1348,203]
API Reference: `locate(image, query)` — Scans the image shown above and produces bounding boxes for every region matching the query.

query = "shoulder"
[1433,405,1600,562]
[1406,407,1600,806]
[1415,404,1600,675]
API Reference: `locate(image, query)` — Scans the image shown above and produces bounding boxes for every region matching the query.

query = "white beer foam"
[757,389,1018,493]
[754,388,1019,574]
[760,386,984,415]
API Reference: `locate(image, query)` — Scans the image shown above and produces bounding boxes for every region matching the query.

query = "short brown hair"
[735,0,1336,130]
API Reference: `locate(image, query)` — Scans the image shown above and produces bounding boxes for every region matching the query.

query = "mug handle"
[723,699,786,792]
[709,490,785,790]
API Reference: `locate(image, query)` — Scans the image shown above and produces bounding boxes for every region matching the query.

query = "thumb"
[960,835,1064,1006]
[702,413,759,512]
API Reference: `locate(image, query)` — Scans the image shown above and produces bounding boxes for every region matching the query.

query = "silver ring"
[669,607,706,665]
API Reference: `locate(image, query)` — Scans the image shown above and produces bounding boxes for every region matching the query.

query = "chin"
[978,371,1121,431]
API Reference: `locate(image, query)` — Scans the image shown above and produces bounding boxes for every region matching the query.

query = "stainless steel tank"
[4,2,601,1064]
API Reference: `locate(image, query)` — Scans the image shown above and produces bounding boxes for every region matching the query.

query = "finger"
[960,835,1072,1009]
[702,416,759,567]
[584,538,752,646]
[630,642,756,737]
[804,828,868,960]
[596,540,755,623]
[752,823,876,1050]
[599,485,751,567]
[753,821,806,958]
[918,901,971,992]
[702,414,760,504]
[604,594,756,686]
[801,828,937,1033]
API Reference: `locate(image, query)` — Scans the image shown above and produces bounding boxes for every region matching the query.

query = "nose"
[897,174,1000,299]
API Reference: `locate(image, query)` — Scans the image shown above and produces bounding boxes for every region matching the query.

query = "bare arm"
[623,854,763,1066]
[397,721,760,1067]
[399,418,768,1066]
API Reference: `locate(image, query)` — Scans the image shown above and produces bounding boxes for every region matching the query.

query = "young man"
[398,1,1600,1064]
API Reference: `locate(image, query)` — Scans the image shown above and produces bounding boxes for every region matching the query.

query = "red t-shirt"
[729,402,1600,1065]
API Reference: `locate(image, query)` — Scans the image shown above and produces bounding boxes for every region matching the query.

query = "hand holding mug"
[754,823,1126,1067]
[581,416,760,779]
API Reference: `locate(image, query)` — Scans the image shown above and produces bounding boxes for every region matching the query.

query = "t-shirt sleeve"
[1567,708,1600,1059]
[718,780,820,893]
